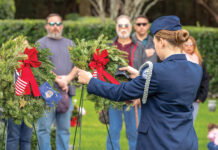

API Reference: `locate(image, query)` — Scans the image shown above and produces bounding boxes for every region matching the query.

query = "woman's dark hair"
[46,13,62,23]
[208,123,218,131]
[135,15,149,22]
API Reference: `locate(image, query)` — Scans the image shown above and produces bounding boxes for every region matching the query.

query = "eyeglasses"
[48,22,62,26]
[118,24,129,28]
[184,43,193,47]
[136,23,148,27]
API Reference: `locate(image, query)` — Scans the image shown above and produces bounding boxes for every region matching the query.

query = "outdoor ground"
[70,88,218,150]
[0,88,217,149]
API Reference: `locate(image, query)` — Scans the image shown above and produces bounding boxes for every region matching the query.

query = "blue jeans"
[6,118,32,150]
[37,97,73,150]
[106,105,141,150]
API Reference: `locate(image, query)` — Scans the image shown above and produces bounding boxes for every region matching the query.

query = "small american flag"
[92,70,98,79]
[15,77,28,96]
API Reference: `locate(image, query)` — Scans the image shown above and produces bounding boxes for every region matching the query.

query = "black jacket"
[196,62,209,102]
[131,32,158,63]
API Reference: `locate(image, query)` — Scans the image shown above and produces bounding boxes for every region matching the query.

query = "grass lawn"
[70,88,218,150]
[195,99,218,150]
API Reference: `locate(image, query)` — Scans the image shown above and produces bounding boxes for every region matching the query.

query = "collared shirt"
[114,40,135,65]
[142,36,149,46]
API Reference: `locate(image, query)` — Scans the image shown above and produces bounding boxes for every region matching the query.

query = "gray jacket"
[131,32,158,63]
[112,37,146,70]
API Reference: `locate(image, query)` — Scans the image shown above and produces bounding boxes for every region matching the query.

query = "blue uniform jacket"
[87,54,202,150]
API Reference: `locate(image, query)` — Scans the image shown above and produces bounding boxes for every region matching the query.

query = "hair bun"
[176,29,189,43]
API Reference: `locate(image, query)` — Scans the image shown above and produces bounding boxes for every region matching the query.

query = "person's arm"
[78,66,158,102]
[56,66,78,92]
[87,76,146,101]
[59,66,78,83]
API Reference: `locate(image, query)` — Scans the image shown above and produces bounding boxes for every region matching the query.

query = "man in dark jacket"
[106,15,145,150]
[132,15,158,63]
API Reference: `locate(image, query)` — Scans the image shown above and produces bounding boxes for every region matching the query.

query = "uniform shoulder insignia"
[139,61,153,104]
[142,67,149,79]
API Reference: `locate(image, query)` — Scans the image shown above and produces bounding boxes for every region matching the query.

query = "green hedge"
[185,26,218,97]
[0,19,217,96]
[0,0,15,19]
[0,18,116,44]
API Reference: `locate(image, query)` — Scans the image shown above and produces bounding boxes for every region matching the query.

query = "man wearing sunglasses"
[36,13,78,150]
[132,16,158,63]
[106,15,145,150]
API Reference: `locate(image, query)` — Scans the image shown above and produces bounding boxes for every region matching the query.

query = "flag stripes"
[15,77,28,96]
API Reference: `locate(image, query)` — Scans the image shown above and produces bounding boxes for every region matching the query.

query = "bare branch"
[89,0,100,15]
[128,0,151,20]
[143,0,159,16]
[97,0,106,20]
[90,0,159,22]
[133,0,150,19]
[196,0,218,24]
[123,0,132,15]
[110,0,121,20]
[129,0,142,19]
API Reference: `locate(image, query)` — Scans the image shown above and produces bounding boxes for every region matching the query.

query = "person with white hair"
[105,15,146,150]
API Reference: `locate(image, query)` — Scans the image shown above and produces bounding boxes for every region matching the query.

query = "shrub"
[0,19,217,96]
[186,26,218,97]
[0,0,15,19]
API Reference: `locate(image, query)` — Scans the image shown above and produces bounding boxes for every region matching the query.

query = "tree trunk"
[79,0,91,16]
[110,0,120,20]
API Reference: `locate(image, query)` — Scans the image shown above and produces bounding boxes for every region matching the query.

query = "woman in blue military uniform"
[78,16,202,150]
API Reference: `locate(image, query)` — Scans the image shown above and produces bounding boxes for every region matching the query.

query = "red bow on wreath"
[89,48,120,85]
[17,47,41,97]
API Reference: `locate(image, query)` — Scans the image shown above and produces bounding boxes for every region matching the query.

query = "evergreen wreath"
[69,35,132,111]
[0,35,55,127]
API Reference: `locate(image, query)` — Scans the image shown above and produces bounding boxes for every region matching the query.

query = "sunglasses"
[48,22,62,26]
[118,24,129,28]
[136,23,148,27]
[184,43,193,46]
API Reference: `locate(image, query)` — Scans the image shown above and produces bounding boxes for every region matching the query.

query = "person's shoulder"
[131,32,137,39]
[189,61,202,72]
[109,36,118,46]
[62,37,73,43]
[139,61,160,80]
[140,61,154,74]
[62,37,75,46]
[131,32,140,45]
[150,62,168,76]
[37,36,48,43]
[147,35,154,43]
[147,34,153,39]
[111,36,118,42]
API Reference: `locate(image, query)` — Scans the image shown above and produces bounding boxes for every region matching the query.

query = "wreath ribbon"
[18,47,41,97]
[89,48,120,85]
